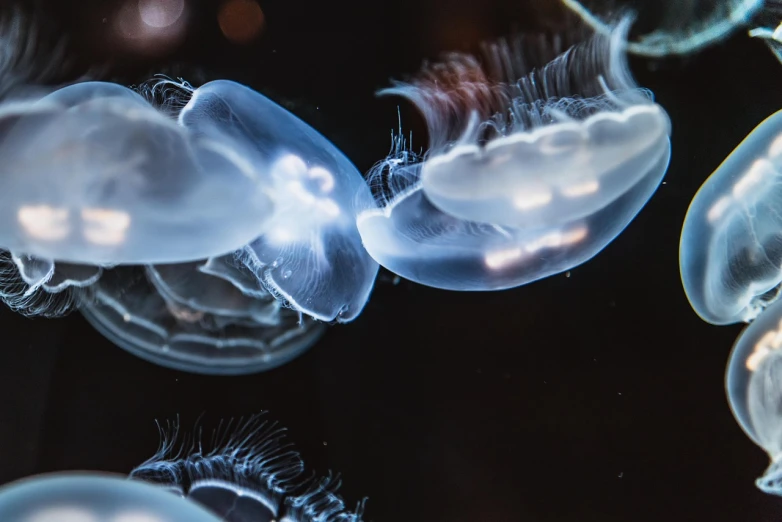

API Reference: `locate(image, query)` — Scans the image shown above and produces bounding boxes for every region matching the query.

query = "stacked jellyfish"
[0,76,379,375]
[681,107,782,495]
[357,18,671,291]
[0,10,674,376]
[0,414,365,522]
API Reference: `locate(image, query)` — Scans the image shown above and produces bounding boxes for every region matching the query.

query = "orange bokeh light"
[218,0,265,44]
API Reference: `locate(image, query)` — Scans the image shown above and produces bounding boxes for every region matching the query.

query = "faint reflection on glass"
[680,110,782,325]
[726,297,782,495]
[562,0,763,57]
[357,19,670,291]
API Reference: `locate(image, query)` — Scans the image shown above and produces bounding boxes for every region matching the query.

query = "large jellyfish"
[726,297,782,495]
[356,19,671,290]
[0,414,367,522]
[680,109,782,325]
[0,72,379,373]
[562,0,764,57]
[172,79,379,323]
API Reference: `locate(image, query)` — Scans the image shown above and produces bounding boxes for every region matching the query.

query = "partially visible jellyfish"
[131,414,366,521]
[726,297,782,495]
[680,110,782,325]
[357,19,671,290]
[562,0,764,57]
[0,80,276,265]
[168,79,379,322]
[77,260,326,375]
[748,2,782,63]
[0,473,223,522]
[0,413,367,521]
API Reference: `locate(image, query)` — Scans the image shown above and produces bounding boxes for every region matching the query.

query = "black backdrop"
[0,0,780,521]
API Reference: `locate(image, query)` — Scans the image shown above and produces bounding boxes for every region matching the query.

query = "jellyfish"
[356,19,671,291]
[0,80,276,265]
[130,414,366,521]
[679,110,782,326]
[77,260,327,375]
[170,79,379,322]
[0,473,224,522]
[0,414,366,522]
[724,297,782,495]
[562,0,764,57]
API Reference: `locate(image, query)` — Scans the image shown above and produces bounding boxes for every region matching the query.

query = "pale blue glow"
[357,21,670,290]
[726,297,782,495]
[680,110,782,325]
[0,473,222,522]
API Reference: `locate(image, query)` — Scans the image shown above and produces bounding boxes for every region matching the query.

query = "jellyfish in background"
[562,0,764,57]
[680,110,782,325]
[357,19,671,291]
[726,297,782,495]
[0,413,366,521]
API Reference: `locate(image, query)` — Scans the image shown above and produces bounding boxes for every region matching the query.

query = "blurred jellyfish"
[680,110,782,325]
[0,473,223,522]
[0,80,275,265]
[156,79,379,322]
[749,2,782,63]
[726,297,782,495]
[77,261,326,375]
[357,19,671,291]
[0,413,367,521]
[131,414,366,521]
[562,0,764,57]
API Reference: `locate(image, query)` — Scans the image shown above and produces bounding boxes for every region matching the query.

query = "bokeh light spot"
[218,0,265,44]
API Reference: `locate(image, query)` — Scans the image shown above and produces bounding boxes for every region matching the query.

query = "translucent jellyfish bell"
[173,79,378,322]
[726,297,782,495]
[78,261,326,375]
[0,472,222,522]
[357,20,671,291]
[562,0,764,57]
[680,110,782,325]
[0,80,275,265]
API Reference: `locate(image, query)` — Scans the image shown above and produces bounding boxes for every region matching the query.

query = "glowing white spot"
[768,133,782,159]
[747,317,782,371]
[27,506,97,522]
[733,159,773,198]
[513,190,552,210]
[81,208,131,246]
[706,195,731,224]
[138,0,185,28]
[561,179,600,198]
[18,205,70,241]
[484,247,523,270]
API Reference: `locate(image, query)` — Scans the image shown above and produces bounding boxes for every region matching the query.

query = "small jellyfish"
[726,297,782,495]
[77,261,326,375]
[0,473,223,522]
[680,110,782,325]
[168,79,379,322]
[131,414,366,521]
[357,20,670,290]
[562,0,764,57]
[0,80,275,265]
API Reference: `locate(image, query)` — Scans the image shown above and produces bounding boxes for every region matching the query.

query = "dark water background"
[0,0,779,520]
